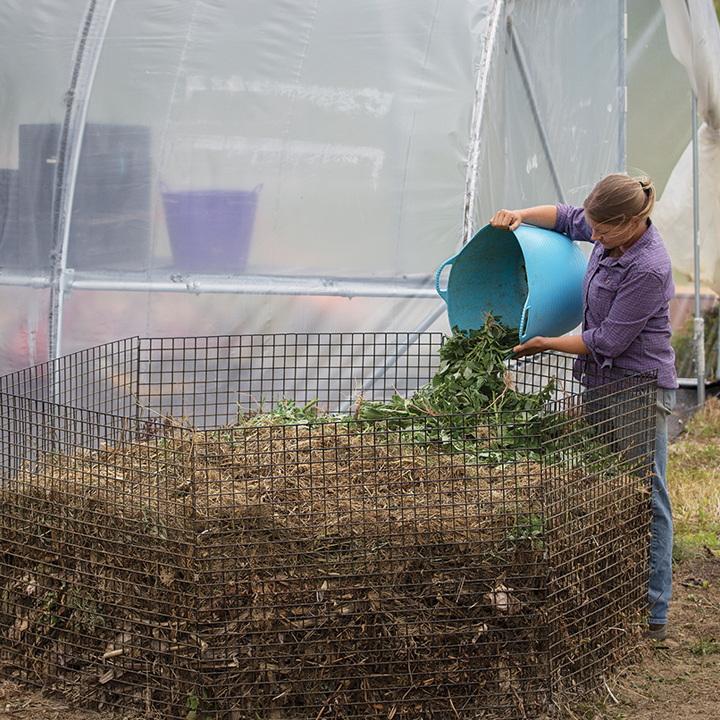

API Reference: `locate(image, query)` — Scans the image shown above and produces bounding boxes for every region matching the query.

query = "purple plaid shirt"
[555,204,678,389]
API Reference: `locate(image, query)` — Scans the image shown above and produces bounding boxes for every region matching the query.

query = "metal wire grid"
[0,414,550,717]
[540,372,656,699]
[0,334,656,719]
[136,333,447,426]
[191,419,552,717]
[0,338,140,480]
[0,337,139,415]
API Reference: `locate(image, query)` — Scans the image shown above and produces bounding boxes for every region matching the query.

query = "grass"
[669,396,720,560]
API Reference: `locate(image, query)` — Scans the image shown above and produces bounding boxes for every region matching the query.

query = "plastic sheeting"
[626,0,692,193]
[0,0,625,372]
[653,0,720,293]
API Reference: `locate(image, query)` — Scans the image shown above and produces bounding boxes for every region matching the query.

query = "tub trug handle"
[519,302,531,340]
[435,258,454,301]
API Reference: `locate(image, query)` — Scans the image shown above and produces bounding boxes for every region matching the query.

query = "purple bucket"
[162,185,261,272]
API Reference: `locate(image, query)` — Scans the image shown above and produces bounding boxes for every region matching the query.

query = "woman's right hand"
[489,209,524,231]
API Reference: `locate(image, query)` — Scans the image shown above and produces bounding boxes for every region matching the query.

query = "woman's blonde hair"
[583,173,655,226]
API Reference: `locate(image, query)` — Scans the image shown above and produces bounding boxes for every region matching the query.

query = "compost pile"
[355,318,552,455]
[0,318,648,719]
[358,318,532,418]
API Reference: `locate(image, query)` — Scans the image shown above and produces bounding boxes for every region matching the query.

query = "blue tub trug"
[435,223,587,342]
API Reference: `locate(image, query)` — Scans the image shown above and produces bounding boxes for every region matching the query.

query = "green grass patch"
[681,395,720,439]
[670,397,720,560]
[673,530,720,563]
[689,639,720,658]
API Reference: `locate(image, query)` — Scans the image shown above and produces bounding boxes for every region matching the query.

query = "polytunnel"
[0,0,631,373]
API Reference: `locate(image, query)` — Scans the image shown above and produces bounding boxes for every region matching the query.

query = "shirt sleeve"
[581,267,666,366]
[554,204,594,244]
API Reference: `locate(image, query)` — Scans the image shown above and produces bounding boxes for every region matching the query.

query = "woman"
[490,173,678,640]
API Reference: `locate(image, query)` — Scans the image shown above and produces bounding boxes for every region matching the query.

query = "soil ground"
[580,556,720,719]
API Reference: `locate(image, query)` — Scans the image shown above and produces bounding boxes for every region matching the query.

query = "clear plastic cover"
[626,0,693,193]
[652,0,720,294]
[0,0,626,371]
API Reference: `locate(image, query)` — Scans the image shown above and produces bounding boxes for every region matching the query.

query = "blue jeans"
[648,388,676,625]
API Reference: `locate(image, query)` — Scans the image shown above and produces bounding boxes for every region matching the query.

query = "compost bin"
[0,333,656,719]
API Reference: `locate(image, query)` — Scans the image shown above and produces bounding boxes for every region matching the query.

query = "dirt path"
[1,559,719,719]
[594,557,720,720]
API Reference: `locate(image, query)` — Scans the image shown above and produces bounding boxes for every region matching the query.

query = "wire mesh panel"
[189,418,550,718]
[0,338,140,477]
[0,337,139,414]
[137,333,446,427]
[541,373,656,697]
[0,408,198,716]
[0,335,656,719]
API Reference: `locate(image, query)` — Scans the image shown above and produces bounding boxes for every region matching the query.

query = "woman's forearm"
[513,334,589,358]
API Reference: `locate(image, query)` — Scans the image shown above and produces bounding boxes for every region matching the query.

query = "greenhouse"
[0,0,707,373]
[0,1,718,718]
